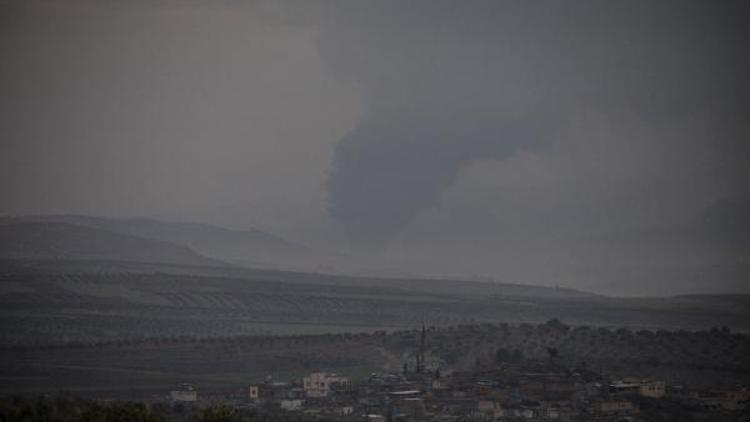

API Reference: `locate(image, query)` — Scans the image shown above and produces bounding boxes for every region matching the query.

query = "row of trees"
[0,396,334,422]
[0,396,167,422]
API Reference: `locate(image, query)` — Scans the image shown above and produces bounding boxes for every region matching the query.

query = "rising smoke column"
[312,2,564,250]
[326,112,542,249]
[259,0,750,250]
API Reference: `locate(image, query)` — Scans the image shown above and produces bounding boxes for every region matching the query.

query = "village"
[166,327,750,421]
[168,367,749,421]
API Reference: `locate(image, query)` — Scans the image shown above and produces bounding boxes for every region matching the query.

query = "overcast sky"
[1,0,749,295]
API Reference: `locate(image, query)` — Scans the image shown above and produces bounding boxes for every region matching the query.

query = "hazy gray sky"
[1,0,749,295]
[1,0,362,220]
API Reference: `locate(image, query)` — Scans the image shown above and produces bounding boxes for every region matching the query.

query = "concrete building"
[698,388,750,411]
[280,399,303,411]
[610,379,666,399]
[638,380,666,398]
[303,371,349,398]
[337,405,354,416]
[592,399,638,416]
[170,384,197,402]
[249,381,297,402]
[477,400,503,420]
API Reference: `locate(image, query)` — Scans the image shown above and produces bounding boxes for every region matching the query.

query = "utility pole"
[417,322,426,373]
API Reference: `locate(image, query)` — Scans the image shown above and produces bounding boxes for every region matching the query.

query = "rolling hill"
[0,221,223,267]
[1,215,329,270]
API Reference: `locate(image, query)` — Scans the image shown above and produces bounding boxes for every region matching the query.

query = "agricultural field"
[1,259,749,397]
[2,260,749,348]
[1,322,748,397]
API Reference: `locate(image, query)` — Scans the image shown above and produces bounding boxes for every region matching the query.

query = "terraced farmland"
[1,322,748,397]
[1,260,748,396]
[2,261,750,348]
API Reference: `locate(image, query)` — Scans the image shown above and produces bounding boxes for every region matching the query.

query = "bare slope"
[0,222,223,267]
[2,215,325,269]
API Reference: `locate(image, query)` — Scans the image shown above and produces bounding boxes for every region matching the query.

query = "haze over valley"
[1,1,749,420]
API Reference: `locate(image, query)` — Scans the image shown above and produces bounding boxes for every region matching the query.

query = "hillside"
[0,222,223,267]
[1,215,328,270]
[1,322,747,397]
[1,259,749,349]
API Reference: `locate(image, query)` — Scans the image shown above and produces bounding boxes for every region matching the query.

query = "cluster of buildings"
[166,327,747,420]
[212,366,746,421]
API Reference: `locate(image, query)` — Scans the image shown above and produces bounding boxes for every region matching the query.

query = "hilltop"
[0,222,222,267]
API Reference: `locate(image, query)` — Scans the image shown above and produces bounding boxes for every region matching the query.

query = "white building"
[337,406,354,416]
[170,384,197,402]
[303,371,349,398]
[280,399,303,411]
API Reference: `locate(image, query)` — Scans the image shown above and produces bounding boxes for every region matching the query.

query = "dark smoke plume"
[261,0,750,249]
[326,112,542,249]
